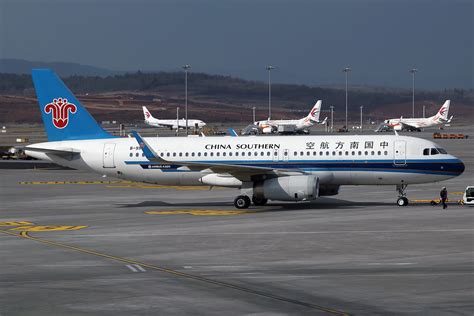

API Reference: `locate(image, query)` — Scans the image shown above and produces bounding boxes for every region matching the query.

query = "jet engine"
[262,126,273,134]
[254,175,319,201]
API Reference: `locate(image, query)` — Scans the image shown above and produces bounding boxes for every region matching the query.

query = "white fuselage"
[385,116,446,131]
[26,134,464,187]
[146,117,206,129]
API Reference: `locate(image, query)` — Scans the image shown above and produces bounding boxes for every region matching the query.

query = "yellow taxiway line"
[0,229,349,315]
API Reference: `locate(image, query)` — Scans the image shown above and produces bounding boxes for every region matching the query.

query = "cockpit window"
[437,147,447,154]
[423,148,430,156]
[430,148,439,155]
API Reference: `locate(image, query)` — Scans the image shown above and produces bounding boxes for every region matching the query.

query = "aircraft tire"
[397,197,409,206]
[252,196,268,206]
[234,195,251,209]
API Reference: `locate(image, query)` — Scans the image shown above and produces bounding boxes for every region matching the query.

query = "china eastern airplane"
[142,106,206,130]
[255,100,327,134]
[382,100,453,132]
[25,70,464,209]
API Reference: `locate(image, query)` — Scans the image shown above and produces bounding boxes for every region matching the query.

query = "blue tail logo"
[32,69,114,141]
[44,98,77,129]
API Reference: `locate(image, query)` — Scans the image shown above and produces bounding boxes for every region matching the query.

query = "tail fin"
[142,106,154,121]
[31,69,114,141]
[434,100,450,120]
[307,100,322,122]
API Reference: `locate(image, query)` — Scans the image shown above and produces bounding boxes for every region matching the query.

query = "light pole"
[409,68,417,118]
[423,104,426,118]
[329,106,334,132]
[360,105,363,130]
[183,64,191,135]
[267,65,274,120]
[252,106,256,123]
[176,106,180,136]
[343,67,351,130]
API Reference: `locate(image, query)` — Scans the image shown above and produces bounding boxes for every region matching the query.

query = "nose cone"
[451,158,465,176]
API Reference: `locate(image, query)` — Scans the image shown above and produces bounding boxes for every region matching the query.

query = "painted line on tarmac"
[9,225,87,232]
[145,210,255,216]
[126,264,146,273]
[107,185,218,190]
[0,229,349,316]
[0,221,34,226]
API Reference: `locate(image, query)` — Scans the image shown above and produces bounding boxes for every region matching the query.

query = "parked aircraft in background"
[26,70,464,209]
[142,106,206,130]
[255,100,327,134]
[378,100,452,132]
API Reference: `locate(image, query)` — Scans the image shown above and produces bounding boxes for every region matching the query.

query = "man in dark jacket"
[440,187,448,209]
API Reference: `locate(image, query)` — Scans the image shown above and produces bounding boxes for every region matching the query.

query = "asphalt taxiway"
[0,131,473,315]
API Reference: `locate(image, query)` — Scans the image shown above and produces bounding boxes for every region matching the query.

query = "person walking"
[440,187,448,209]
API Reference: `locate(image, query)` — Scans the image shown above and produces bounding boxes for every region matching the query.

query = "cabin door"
[393,141,406,166]
[103,143,116,168]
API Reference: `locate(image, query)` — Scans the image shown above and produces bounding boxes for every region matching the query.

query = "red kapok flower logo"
[44,98,77,129]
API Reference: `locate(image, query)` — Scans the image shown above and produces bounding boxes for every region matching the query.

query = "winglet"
[227,128,238,137]
[131,130,169,163]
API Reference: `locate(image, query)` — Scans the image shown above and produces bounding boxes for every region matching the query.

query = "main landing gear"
[234,195,268,209]
[396,184,409,206]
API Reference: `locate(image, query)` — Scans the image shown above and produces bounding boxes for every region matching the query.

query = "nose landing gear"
[396,184,409,206]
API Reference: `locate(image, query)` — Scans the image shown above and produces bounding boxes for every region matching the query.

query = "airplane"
[254,100,327,134]
[25,70,464,209]
[142,106,206,130]
[381,100,453,132]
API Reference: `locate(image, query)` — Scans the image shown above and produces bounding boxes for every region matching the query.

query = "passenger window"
[142,153,145,157]
[300,151,304,156]
[191,152,195,157]
[248,152,251,156]
[216,152,220,157]
[204,152,207,157]
[135,153,139,157]
[235,152,239,156]
[431,148,439,155]
[210,152,214,157]
[384,151,388,155]
[260,152,264,156]
[326,151,329,156]
[294,151,298,156]
[377,151,381,155]
[223,152,226,157]
[358,151,361,155]
[345,151,349,156]
[423,148,430,155]
[254,152,258,156]
[351,151,355,155]
[167,153,170,157]
[364,151,368,155]
[307,151,310,156]
[332,151,336,155]
[267,152,271,156]
[339,151,342,156]
[313,151,317,156]
[319,151,323,156]
[129,153,133,157]
[179,153,182,157]
[229,152,232,157]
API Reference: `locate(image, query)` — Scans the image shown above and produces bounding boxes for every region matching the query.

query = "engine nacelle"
[262,126,273,134]
[255,175,319,201]
[199,174,242,187]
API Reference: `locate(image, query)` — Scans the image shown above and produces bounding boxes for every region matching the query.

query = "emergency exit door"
[103,143,116,168]
[393,140,406,166]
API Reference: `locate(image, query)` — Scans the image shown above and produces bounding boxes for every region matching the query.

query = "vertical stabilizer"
[31,69,114,141]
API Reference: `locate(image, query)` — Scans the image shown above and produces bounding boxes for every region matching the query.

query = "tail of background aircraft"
[305,100,322,122]
[31,69,114,142]
[431,100,450,121]
[142,106,155,121]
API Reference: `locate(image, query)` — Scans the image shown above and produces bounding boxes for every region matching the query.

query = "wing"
[131,131,304,181]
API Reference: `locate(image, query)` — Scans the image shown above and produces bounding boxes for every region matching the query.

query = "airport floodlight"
[360,105,363,130]
[409,68,418,118]
[267,65,275,120]
[329,106,335,132]
[252,106,256,123]
[343,67,351,130]
[183,65,191,135]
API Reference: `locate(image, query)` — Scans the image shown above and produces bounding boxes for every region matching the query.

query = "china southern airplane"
[25,70,464,209]
[381,100,453,132]
[143,106,206,130]
[255,100,327,134]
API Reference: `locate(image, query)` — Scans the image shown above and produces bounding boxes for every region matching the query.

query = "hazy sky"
[1,0,472,89]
